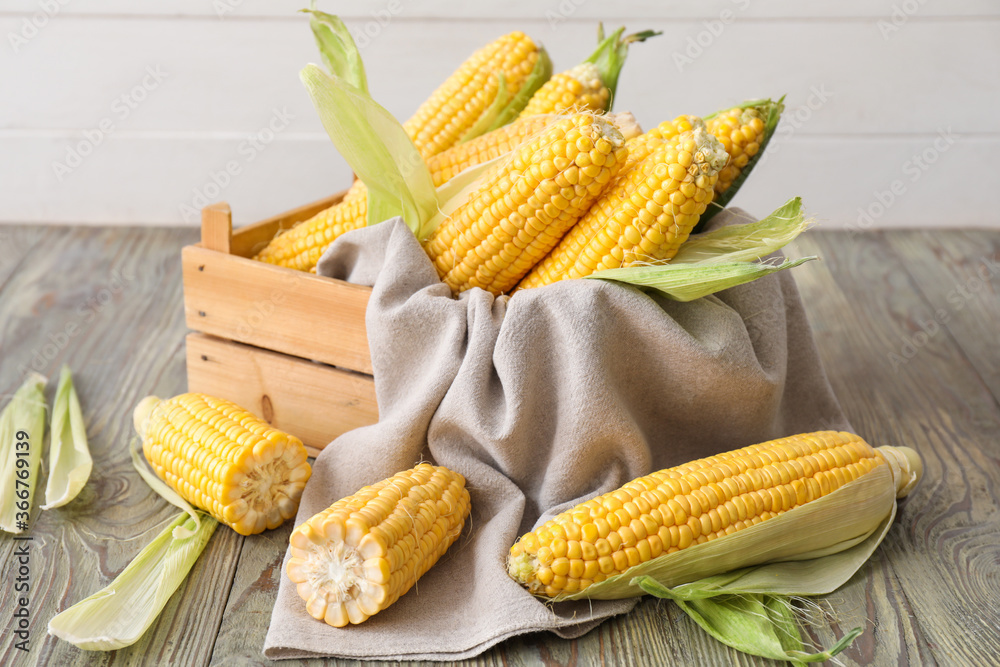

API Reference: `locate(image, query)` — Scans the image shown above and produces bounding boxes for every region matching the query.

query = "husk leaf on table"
[0,372,48,533]
[41,365,92,510]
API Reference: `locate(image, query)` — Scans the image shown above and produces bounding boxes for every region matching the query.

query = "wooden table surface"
[1,226,998,666]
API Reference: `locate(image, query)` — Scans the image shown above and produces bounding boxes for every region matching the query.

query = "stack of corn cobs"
[252,13,789,300]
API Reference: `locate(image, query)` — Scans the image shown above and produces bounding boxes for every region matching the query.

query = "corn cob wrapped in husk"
[507,431,922,600]
[520,26,659,117]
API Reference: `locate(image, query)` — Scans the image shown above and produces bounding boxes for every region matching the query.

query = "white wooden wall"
[1,1,998,229]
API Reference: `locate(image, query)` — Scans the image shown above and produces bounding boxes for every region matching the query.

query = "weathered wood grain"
[0,226,243,667]
[885,230,1000,409]
[186,334,378,456]
[4,227,1000,667]
[786,231,1000,666]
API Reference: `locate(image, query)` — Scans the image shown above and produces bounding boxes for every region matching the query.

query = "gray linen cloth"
[263,209,849,661]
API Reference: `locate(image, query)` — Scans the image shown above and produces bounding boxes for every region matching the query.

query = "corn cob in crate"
[518,123,728,289]
[404,32,546,159]
[253,115,560,271]
[424,112,629,295]
[520,26,659,117]
[508,431,922,599]
[287,463,471,627]
[134,393,312,535]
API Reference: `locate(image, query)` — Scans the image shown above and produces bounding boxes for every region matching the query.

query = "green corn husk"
[671,196,809,265]
[516,445,921,664]
[47,512,217,651]
[41,366,92,510]
[697,96,785,230]
[549,463,896,602]
[302,5,368,93]
[587,197,813,301]
[301,64,438,238]
[473,49,552,139]
[586,25,661,110]
[0,373,48,533]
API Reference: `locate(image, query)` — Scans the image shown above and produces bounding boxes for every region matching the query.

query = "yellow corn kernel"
[706,105,769,198]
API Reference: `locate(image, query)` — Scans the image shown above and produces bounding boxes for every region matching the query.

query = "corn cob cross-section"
[424,111,628,296]
[287,463,471,627]
[134,393,312,536]
[508,431,922,599]
[517,124,727,289]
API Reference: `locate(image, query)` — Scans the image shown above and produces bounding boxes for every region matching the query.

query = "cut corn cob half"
[423,111,628,296]
[403,32,546,158]
[517,125,727,289]
[287,463,471,627]
[134,394,311,536]
[521,26,659,118]
[507,431,922,600]
[253,115,564,272]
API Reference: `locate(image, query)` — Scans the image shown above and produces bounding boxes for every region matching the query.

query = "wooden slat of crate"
[185,332,378,456]
[181,196,374,376]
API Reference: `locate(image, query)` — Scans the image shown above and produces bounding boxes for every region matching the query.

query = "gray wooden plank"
[885,230,1000,408]
[0,225,49,293]
[784,231,1000,666]
[6,227,998,667]
[0,225,247,667]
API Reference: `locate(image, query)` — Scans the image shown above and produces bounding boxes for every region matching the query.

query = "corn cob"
[404,32,545,159]
[286,463,471,627]
[253,180,368,272]
[706,105,768,199]
[133,394,311,536]
[423,112,628,296]
[508,432,922,599]
[253,115,564,272]
[520,27,659,118]
[517,125,727,289]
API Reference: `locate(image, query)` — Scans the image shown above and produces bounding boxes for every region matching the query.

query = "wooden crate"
[182,196,378,456]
